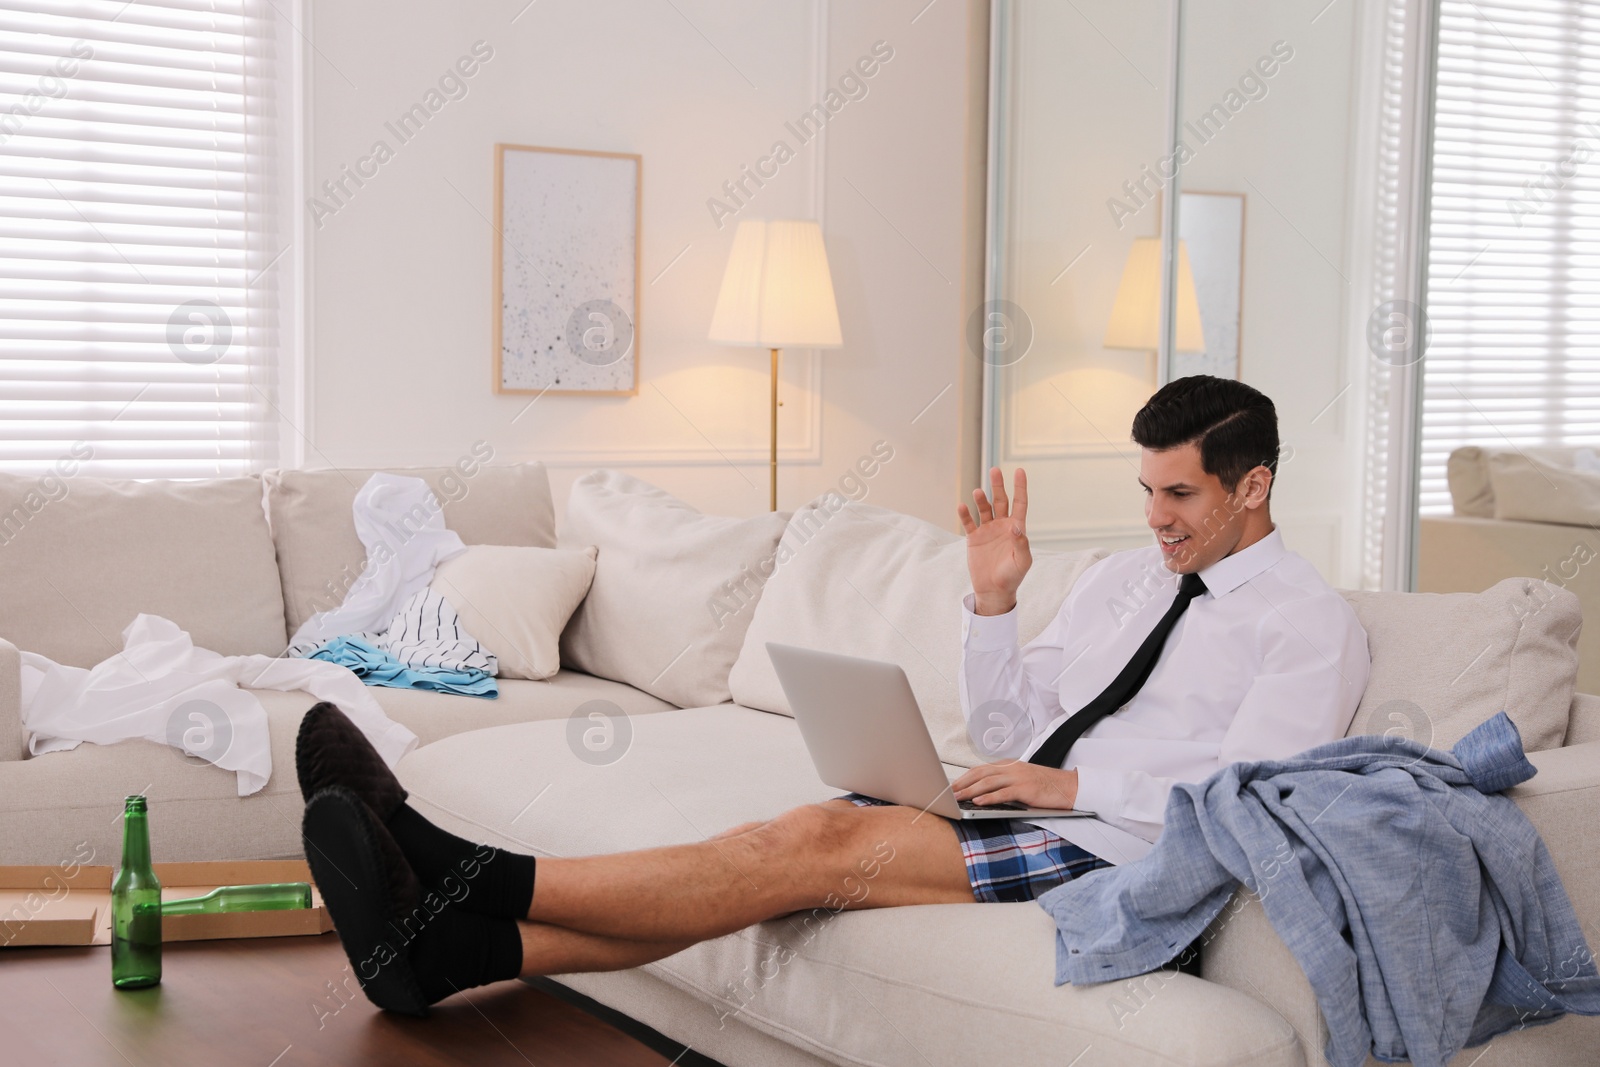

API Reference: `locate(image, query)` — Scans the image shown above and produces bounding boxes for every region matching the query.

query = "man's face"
[1139,443,1250,574]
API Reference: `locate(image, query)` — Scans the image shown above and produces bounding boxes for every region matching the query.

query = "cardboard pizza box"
[0,859,331,948]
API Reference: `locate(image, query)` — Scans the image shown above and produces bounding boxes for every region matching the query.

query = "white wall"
[304,0,985,529]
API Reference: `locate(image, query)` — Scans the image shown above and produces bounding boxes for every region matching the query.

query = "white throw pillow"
[727,498,1106,768]
[1340,577,1579,753]
[429,545,598,680]
[557,470,790,708]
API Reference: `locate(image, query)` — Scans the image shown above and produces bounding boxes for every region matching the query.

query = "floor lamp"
[708,219,843,511]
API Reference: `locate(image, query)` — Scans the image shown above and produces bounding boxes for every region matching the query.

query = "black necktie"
[1027,571,1208,769]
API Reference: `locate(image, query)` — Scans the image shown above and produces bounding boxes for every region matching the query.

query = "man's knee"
[755,802,862,861]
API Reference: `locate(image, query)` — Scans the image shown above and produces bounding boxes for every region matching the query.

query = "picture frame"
[493,143,642,395]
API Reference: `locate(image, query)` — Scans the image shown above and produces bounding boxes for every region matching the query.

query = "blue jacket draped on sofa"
[1037,711,1600,1067]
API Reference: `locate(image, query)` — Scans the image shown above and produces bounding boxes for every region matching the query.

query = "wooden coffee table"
[0,931,685,1067]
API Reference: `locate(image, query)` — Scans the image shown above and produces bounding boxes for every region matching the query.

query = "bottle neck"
[161,887,221,915]
[121,811,152,870]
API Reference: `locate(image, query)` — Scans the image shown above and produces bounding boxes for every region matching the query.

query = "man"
[298,374,1371,1015]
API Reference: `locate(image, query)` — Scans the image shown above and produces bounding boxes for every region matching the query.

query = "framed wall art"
[493,143,641,395]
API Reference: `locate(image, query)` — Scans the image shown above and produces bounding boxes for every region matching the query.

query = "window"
[1420,0,1600,511]
[0,0,293,479]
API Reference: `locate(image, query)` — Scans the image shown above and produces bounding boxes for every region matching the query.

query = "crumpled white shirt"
[22,614,419,796]
[287,472,468,653]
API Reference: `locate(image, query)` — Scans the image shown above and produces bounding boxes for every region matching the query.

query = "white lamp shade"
[1103,237,1206,352]
[709,219,843,348]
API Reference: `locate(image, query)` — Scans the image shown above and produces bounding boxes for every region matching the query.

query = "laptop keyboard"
[957,799,1029,811]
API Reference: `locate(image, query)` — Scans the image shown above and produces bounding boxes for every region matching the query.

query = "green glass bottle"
[161,882,312,915]
[111,794,161,990]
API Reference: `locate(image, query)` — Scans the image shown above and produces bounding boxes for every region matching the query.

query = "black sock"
[408,905,523,1004]
[386,803,536,920]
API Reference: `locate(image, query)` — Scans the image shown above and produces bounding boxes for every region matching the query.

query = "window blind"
[1421,0,1600,512]
[0,0,285,479]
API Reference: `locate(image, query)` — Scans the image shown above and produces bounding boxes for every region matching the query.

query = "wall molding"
[1278,512,1345,586]
[1005,440,1141,461]
[1029,520,1151,553]
[1028,514,1348,586]
[313,449,831,470]
[997,375,1143,461]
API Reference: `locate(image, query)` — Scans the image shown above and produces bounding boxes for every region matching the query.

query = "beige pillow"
[1487,451,1600,527]
[557,471,789,708]
[431,545,598,680]
[727,499,1106,768]
[1339,577,1578,753]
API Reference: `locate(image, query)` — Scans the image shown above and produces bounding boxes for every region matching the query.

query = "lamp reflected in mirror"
[1103,236,1206,357]
[1104,237,1205,384]
[1103,192,1246,383]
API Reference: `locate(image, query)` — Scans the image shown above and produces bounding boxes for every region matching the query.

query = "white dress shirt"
[959,528,1370,865]
[23,614,418,796]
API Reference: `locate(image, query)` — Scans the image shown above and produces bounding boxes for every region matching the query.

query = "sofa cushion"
[265,461,556,637]
[0,669,673,865]
[365,669,675,748]
[396,707,1306,1067]
[1340,577,1578,753]
[1487,450,1600,527]
[557,470,789,708]
[0,474,286,667]
[431,545,598,680]
[727,500,1106,767]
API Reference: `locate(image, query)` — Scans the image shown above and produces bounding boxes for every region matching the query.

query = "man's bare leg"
[516,924,695,978]
[513,817,755,979]
[522,800,974,954]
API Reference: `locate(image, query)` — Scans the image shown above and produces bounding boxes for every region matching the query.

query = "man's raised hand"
[957,466,1031,616]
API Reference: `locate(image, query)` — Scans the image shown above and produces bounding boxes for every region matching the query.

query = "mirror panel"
[987,0,1176,553]
[986,0,1369,584]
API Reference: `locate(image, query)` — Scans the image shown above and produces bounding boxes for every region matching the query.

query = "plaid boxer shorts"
[837,793,1113,904]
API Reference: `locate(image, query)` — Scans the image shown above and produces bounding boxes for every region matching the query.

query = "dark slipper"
[295,702,408,819]
[302,786,430,1017]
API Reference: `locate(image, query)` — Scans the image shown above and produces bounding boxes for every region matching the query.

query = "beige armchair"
[1420,446,1600,692]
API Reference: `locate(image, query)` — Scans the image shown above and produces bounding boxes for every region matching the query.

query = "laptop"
[766,643,1094,821]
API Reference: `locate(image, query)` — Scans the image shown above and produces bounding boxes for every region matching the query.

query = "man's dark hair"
[1130,375,1279,493]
